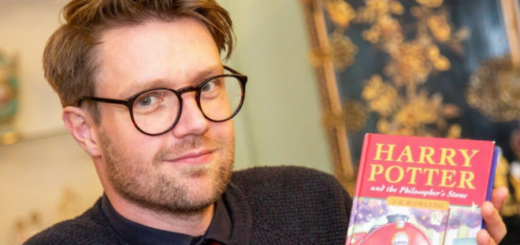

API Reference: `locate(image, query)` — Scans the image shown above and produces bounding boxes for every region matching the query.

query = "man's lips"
[163,149,215,164]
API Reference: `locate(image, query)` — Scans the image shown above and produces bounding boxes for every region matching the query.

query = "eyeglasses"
[78,66,248,136]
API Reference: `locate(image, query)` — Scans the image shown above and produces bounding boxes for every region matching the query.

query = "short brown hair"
[43,0,234,122]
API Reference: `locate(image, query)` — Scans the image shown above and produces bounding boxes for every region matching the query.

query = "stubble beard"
[100,133,234,216]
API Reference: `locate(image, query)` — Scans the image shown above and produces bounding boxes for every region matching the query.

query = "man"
[26,0,507,244]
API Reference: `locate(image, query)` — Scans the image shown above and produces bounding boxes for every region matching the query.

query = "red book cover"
[346,133,499,245]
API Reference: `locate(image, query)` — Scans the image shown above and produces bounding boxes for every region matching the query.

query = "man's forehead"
[93,18,222,97]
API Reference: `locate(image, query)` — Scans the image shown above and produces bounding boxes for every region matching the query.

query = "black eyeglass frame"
[77,66,248,136]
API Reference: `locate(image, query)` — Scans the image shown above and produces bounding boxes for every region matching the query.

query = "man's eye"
[135,91,164,109]
[201,80,217,93]
[137,96,156,106]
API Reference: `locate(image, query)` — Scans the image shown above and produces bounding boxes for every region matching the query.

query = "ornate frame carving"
[300,0,355,193]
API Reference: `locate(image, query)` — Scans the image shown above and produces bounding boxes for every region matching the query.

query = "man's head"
[44,0,239,216]
[44,0,234,122]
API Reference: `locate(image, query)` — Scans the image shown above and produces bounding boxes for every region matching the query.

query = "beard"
[99,132,234,215]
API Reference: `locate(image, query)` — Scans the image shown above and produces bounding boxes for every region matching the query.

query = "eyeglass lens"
[132,76,243,135]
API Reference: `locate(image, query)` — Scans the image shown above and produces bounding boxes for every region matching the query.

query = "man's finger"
[476,230,495,245]
[490,186,508,210]
[481,201,507,244]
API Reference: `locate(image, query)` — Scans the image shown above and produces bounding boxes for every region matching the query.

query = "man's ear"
[62,106,102,157]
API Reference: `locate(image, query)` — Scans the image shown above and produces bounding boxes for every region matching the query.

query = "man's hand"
[477,186,508,245]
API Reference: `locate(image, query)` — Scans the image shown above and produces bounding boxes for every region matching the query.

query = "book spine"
[482,146,500,229]
[345,134,372,245]
[354,133,372,197]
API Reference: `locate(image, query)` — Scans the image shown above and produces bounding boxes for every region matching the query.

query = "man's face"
[93,18,234,214]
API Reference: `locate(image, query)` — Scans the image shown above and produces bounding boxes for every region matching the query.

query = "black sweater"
[24,166,352,245]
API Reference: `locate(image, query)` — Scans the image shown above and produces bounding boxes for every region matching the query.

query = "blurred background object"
[300,0,520,244]
[0,50,19,145]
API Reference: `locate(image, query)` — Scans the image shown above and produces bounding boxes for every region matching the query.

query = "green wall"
[219,1,333,174]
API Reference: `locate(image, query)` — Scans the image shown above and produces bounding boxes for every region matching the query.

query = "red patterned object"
[346,232,368,245]
[360,220,431,245]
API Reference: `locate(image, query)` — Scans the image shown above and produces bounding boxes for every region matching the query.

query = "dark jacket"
[24,166,352,245]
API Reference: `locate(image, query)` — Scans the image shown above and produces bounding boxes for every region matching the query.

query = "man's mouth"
[163,149,215,165]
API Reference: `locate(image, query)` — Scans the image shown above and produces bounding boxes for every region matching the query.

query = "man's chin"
[121,173,224,215]
[179,163,214,177]
[120,188,220,215]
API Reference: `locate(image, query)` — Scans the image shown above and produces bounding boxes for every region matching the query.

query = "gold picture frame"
[299,0,520,196]
[300,0,355,192]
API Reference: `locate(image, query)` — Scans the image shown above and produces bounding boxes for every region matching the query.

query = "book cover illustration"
[346,133,498,245]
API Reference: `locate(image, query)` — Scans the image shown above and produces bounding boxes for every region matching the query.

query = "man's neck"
[105,192,214,237]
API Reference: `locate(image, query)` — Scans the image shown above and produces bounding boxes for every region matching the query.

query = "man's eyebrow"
[192,64,225,82]
[118,79,171,98]
[119,65,224,98]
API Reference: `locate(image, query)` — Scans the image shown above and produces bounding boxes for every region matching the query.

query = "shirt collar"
[101,195,231,245]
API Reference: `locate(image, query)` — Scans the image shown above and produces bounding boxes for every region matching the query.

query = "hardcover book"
[346,133,499,245]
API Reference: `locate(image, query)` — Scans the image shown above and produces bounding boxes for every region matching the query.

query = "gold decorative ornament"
[309,47,331,68]
[416,0,444,8]
[355,0,463,137]
[362,75,400,117]
[325,0,356,28]
[322,100,368,132]
[467,57,520,122]
[315,0,465,137]
[467,0,520,122]
[330,32,358,70]
[343,100,369,131]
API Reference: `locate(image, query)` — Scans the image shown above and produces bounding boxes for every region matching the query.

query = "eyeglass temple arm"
[223,65,243,75]
[78,97,127,107]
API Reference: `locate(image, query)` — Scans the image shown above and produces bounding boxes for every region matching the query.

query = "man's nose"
[171,93,210,138]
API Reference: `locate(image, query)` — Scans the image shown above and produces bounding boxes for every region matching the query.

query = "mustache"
[154,137,220,162]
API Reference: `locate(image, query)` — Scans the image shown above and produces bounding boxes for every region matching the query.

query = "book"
[346,133,499,245]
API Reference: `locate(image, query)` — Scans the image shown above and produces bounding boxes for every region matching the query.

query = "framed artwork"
[300,0,520,194]
[0,51,18,145]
